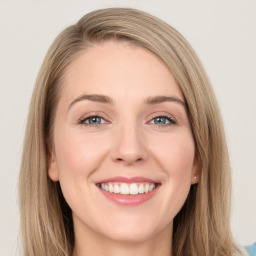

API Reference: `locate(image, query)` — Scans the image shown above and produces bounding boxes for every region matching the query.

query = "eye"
[79,116,107,125]
[149,116,176,125]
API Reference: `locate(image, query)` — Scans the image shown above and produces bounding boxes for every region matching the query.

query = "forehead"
[61,40,184,103]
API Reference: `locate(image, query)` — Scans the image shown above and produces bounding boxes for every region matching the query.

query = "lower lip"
[98,185,160,206]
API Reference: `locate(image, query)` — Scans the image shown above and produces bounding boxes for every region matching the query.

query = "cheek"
[53,128,111,212]
[165,135,195,190]
[151,131,195,176]
[150,132,195,215]
[54,128,110,178]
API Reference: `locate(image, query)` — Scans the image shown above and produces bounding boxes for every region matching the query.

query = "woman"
[19,8,249,256]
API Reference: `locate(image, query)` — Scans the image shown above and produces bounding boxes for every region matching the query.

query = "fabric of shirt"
[245,242,256,256]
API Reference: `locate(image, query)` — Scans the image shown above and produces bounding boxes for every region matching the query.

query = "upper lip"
[96,176,160,184]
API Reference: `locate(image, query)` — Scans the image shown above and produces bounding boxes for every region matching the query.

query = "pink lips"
[98,176,159,184]
[96,176,160,206]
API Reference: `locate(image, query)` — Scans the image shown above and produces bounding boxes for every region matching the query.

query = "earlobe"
[191,172,200,184]
[47,149,59,181]
[191,159,200,184]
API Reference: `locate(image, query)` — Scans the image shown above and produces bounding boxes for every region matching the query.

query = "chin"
[97,216,166,243]
[103,227,155,243]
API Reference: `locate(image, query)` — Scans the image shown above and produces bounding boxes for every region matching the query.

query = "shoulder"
[245,242,256,256]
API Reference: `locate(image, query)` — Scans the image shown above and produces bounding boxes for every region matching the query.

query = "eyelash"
[78,114,108,127]
[149,114,176,126]
[78,113,177,127]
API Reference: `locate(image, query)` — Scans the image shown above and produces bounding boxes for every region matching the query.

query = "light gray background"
[0,0,255,255]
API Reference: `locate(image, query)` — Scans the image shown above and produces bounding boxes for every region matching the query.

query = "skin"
[48,40,198,256]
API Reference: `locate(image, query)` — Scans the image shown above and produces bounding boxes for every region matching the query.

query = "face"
[48,41,198,243]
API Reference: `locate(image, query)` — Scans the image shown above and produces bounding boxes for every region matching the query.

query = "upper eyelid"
[148,112,177,122]
[78,112,110,122]
[78,115,109,126]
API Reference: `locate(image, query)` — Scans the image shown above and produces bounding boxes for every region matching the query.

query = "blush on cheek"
[159,139,195,173]
[55,128,111,179]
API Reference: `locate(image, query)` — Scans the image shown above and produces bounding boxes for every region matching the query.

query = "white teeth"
[108,183,114,193]
[100,182,157,195]
[114,184,120,193]
[129,183,139,195]
[138,184,144,194]
[149,184,155,192]
[120,183,129,194]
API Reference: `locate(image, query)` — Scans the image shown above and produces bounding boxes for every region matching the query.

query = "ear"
[191,158,200,185]
[47,146,59,182]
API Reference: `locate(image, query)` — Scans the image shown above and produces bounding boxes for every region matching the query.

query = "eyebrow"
[68,94,186,110]
[68,94,113,110]
[145,96,186,107]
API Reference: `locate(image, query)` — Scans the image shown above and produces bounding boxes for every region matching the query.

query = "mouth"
[96,176,161,206]
[96,182,160,195]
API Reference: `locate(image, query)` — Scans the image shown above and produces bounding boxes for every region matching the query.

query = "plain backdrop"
[0,0,255,255]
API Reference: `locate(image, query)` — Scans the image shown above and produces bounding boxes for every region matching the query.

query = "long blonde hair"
[19,8,241,256]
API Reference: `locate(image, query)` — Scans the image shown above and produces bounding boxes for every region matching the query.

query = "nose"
[111,124,147,166]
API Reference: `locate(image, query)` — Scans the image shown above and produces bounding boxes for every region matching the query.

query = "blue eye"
[80,116,106,125]
[150,116,175,125]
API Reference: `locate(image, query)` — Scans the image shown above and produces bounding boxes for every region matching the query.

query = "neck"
[72,219,172,256]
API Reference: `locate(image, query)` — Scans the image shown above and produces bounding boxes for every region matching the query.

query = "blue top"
[245,242,256,256]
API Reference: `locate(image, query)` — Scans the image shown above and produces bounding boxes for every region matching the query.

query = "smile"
[96,177,161,206]
[99,182,157,195]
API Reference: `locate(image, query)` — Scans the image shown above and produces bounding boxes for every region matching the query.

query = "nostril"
[116,157,143,163]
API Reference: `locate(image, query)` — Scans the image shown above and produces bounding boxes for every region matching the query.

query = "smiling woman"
[19,7,248,256]
[47,41,197,254]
